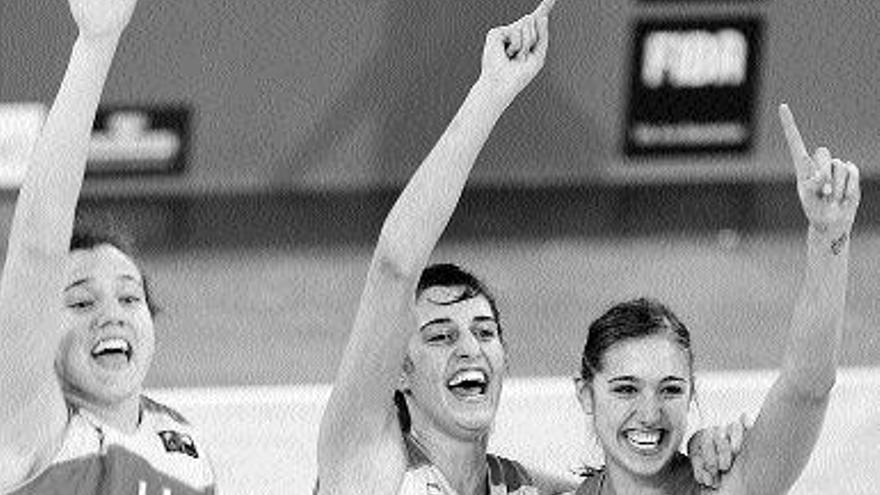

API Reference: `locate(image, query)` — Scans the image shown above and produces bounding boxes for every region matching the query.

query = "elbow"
[783,367,837,402]
[806,372,837,400]
[371,242,425,283]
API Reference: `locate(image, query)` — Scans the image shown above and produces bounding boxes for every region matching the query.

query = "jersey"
[570,456,700,495]
[6,396,215,495]
[399,434,539,495]
[568,467,604,495]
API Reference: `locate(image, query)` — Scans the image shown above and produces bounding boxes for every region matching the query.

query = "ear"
[400,355,414,391]
[574,377,594,415]
[501,346,510,375]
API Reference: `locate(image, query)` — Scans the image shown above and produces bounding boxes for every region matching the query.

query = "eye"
[612,384,638,395]
[67,299,95,311]
[424,328,457,344]
[119,294,143,305]
[473,322,499,341]
[662,384,686,397]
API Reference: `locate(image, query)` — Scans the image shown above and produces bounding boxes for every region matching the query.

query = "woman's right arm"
[316,2,555,493]
[0,0,138,487]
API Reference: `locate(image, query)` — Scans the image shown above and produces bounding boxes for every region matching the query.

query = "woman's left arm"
[726,104,860,494]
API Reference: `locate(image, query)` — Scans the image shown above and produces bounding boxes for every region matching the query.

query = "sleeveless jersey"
[6,396,215,495]
[570,456,700,495]
[399,434,539,495]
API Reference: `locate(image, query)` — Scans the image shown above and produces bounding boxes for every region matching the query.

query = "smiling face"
[403,285,506,441]
[56,244,155,407]
[578,335,692,479]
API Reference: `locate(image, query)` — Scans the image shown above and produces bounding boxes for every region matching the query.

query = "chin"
[71,371,142,405]
[458,410,495,432]
[440,405,496,441]
[445,397,498,433]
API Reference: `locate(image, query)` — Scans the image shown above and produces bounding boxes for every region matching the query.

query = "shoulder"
[569,467,604,495]
[140,395,209,461]
[139,396,217,490]
[486,454,538,493]
[139,395,213,470]
[141,395,191,426]
[2,412,104,494]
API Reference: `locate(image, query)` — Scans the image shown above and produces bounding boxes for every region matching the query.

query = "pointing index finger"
[778,103,814,179]
[534,0,557,17]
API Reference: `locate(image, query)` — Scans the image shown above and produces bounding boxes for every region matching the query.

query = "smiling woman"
[566,106,861,495]
[315,2,563,494]
[574,298,699,493]
[0,0,215,492]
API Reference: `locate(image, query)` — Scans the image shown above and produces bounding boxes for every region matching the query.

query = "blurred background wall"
[0,0,878,388]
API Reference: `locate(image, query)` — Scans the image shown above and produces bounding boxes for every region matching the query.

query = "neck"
[410,423,490,495]
[65,388,142,434]
[603,453,694,495]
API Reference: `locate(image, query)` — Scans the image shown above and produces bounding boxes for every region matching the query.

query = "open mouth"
[446,369,489,399]
[91,337,133,367]
[623,429,666,454]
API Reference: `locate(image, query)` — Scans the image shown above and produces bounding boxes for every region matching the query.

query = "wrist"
[470,76,517,114]
[77,27,125,47]
[73,33,122,60]
[807,225,850,256]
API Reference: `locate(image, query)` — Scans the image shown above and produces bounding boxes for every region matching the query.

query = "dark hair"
[580,297,693,384]
[394,389,412,434]
[416,263,502,342]
[69,215,159,317]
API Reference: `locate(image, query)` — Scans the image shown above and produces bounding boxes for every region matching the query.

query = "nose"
[635,392,663,425]
[94,299,126,329]
[455,330,482,357]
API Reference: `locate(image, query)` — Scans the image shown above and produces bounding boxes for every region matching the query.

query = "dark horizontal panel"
[25,179,871,251]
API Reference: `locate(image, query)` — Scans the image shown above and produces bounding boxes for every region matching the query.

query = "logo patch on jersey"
[158,430,199,459]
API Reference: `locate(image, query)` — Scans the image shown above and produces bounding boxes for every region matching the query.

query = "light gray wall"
[2,0,878,195]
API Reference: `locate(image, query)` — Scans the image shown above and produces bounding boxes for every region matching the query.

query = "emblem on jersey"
[158,430,199,458]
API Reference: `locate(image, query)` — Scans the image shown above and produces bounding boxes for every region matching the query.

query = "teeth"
[447,370,487,388]
[92,338,131,356]
[626,430,662,447]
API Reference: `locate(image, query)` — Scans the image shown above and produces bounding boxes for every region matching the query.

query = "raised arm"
[316,1,556,493]
[0,0,137,487]
[726,104,860,494]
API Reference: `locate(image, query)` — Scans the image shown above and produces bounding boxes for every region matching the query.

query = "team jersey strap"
[141,395,190,425]
[403,433,433,469]
[573,467,604,495]
[401,434,538,495]
[486,454,538,495]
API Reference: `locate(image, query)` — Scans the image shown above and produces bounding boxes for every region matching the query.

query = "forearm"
[8,34,121,256]
[374,78,512,277]
[0,34,120,425]
[781,226,850,397]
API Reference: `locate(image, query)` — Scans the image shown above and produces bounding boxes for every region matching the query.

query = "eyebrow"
[608,376,640,384]
[64,274,142,292]
[607,375,687,384]
[661,377,687,384]
[64,278,92,291]
[118,274,142,284]
[419,318,453,331]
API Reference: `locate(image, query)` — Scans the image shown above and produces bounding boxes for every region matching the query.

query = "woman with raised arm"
[0,1,215,493]
[316,1,560,494]
[567,104,860,495]
[315,0,752,492]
